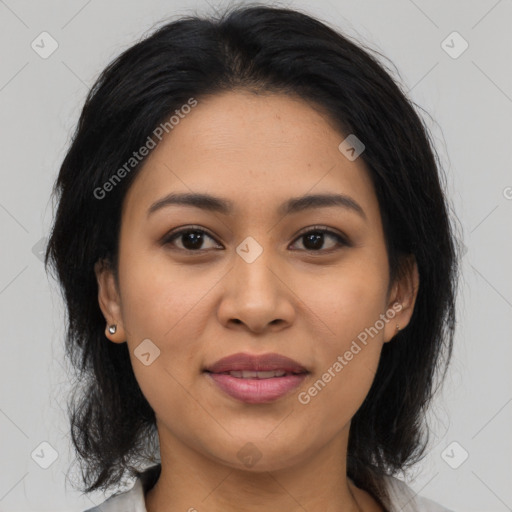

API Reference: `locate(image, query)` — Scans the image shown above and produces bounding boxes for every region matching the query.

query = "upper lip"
[204,352,309,374]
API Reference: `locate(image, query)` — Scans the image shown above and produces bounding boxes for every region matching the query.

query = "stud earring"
[396,324,400,332]
[108,324,117,334]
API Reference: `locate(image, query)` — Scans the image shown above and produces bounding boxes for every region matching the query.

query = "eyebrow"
[147,192,366,220]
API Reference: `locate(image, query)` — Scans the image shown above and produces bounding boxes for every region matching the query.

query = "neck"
[144,424,384,512]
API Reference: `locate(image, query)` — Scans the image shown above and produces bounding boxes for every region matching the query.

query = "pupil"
[183,231,203,249]
[304,232,323,250]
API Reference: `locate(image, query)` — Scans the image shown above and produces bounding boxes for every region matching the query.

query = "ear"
[94,259,126,343]
[383,254,420,343]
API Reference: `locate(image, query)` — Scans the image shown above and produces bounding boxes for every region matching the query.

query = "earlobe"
[382,301,403,343]
[94,259,126,343]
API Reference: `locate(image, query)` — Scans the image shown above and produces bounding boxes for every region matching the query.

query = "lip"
[204,352,309,404]
[204,352,309,373]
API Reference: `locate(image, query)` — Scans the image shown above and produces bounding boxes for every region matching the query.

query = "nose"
[217,243,295,333]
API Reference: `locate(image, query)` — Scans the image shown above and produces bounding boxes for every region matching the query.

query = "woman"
[45,4,459,511]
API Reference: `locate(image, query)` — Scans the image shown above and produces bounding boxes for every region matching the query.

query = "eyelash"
[161,225,350,254]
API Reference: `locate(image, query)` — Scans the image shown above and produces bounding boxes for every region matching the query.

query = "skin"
[95,90,419,512]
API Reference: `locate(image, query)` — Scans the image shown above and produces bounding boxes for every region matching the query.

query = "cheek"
[117,246,219,402]
[294,259,388,412]
[301,259,389,343]
[297,275,387,429]
[118,244,205,342]
[117,250,207,414]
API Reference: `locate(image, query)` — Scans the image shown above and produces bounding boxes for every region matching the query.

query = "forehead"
[122,90,379,222]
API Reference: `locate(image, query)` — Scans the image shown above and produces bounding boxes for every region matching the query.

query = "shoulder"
[82,478,146,512]
[81,464,160,512]
[381,475,454,512]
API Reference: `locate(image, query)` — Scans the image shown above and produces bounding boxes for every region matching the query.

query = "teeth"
[228,370,288,379]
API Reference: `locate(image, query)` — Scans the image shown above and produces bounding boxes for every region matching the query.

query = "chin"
[207,435,312,473]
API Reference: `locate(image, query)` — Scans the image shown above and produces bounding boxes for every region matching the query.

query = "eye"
[161,225,349,253]
[290,226,349,252]
[162,226,221,252]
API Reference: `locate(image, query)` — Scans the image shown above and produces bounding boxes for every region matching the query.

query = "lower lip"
[205,372,308,404]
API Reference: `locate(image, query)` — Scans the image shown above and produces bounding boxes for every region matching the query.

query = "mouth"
[203,352,310,403]
[205,369,306,379]
[204,351,309,374]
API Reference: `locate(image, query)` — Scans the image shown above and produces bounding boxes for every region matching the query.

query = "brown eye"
[162,225,349,254]
[290,227,349,252]
[163,227,221,251]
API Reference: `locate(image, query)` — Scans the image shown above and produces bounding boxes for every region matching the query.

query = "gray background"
[1,0,511,511]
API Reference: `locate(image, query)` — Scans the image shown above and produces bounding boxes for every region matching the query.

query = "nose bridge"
[235,234,267,266]
[233,234,276,295]
[218,233,294,330]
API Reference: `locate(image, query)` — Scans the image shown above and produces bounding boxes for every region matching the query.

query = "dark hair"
[45,2,460,503]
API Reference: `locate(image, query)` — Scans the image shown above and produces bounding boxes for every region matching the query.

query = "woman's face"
[96,90,417,472]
